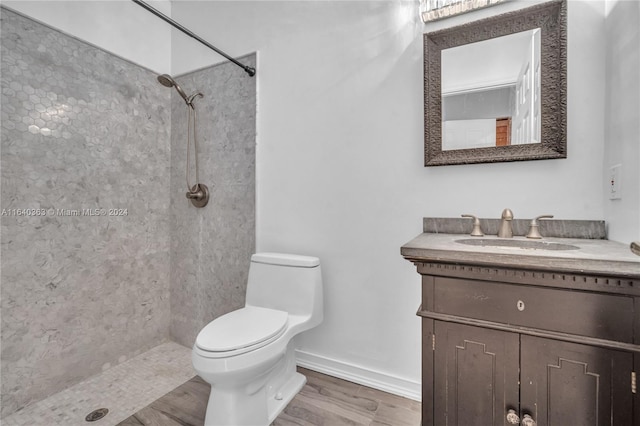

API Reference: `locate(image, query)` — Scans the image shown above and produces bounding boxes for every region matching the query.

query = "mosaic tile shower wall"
[170,56,256,347]
[0,8,171,417]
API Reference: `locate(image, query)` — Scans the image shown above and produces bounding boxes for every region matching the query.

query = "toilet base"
[200,346,306,426]
[203,372,305,426]
[267,371,306,424]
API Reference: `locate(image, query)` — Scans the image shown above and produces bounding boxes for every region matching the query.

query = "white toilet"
[192,252,323,426]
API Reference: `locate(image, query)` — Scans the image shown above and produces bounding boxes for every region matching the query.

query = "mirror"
[442,29,541,151]
[424,0,566,166]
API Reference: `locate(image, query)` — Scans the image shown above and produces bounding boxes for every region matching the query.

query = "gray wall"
[443,86,515,121]
[170,57,256,347]
[0,8,171,417]
[1,9,257,416]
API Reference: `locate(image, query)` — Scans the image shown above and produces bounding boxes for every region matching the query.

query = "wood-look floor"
[117,367,421,426]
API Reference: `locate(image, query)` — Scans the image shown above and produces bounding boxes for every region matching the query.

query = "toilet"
[192,252,323,426]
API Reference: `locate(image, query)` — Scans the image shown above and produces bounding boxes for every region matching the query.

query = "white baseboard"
[295,349,421,401]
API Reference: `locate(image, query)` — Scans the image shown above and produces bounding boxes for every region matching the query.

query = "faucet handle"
[461,214,485,237]
[526,215,554,239]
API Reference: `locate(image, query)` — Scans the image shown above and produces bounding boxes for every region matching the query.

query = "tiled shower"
[0,7,256,419]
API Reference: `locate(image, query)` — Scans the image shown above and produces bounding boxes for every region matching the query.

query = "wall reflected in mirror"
[441,29,541,151]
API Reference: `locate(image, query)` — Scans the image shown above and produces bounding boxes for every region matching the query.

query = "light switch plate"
[609,164,622,200]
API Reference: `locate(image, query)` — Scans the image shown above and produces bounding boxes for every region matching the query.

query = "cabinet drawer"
[433,277,634,342]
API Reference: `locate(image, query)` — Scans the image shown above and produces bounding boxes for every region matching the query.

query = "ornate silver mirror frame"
[424,0,567,166]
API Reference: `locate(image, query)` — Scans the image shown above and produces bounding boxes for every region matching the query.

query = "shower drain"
[85,408,109,422]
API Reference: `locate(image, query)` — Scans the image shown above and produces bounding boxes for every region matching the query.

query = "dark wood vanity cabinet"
[431,321,633,426]
[417,264,640,426]
[519,336,633,425]
[432,322,520,425]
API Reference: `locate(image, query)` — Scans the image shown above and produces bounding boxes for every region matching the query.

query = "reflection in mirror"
[442,29,541,151]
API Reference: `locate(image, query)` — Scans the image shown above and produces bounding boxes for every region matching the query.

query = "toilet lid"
[195,306,288,353]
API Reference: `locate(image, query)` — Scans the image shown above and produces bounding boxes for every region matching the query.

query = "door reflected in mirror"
[442,29,541,151]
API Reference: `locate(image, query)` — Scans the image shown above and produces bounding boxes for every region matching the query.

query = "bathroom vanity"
[401,218,640,426]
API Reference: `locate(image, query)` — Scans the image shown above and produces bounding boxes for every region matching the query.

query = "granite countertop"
[401,233,640,279]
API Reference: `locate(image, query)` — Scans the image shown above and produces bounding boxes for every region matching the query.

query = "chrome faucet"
[497,208,514,238]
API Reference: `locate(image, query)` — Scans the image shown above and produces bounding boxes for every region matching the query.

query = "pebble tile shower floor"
[1,342,194,426]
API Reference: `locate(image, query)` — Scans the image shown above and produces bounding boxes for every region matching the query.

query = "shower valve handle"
[186,189,204,200]
[185,183,209,208]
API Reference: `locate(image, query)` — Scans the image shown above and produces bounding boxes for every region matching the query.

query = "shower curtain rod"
[131,0,256,77]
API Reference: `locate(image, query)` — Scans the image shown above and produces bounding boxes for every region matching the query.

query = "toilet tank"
[245,253,323,323]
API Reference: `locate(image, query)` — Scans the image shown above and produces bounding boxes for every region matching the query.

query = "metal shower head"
[157,74,190,104]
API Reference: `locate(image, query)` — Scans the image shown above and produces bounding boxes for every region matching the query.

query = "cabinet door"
[434,322,519,426]
[521,336,634,426]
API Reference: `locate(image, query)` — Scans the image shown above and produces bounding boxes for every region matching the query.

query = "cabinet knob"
[521,414,537,426]
[506,409,520,424]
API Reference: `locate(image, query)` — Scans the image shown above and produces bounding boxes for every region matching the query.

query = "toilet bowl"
[192,253,323,426]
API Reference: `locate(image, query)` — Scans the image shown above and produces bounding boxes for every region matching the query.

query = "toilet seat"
[195,306,288,358]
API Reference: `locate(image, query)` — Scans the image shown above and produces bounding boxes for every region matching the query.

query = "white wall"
[171,0,608,396]
[604,0,640,243]
[1,0,172,73]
